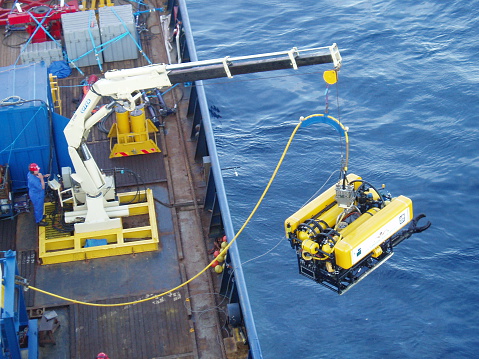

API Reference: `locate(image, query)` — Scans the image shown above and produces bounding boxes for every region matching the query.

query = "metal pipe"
[178,1,263,358]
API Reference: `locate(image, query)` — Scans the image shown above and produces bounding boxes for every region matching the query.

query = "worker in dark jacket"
[27,163,49,226]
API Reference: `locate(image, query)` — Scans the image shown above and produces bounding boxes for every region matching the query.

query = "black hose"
[153,197,173,208]
[104,168,175,208]
[102,167,145,205]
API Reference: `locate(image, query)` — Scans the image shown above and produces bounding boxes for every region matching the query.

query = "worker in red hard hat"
[27,163,50,226]
[96,353,110,359]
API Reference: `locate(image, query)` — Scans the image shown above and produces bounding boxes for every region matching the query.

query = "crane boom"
[165,47,340,83]
[61,44,341,233]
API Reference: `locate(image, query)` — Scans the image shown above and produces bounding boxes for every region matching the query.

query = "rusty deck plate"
[70,291,195,359]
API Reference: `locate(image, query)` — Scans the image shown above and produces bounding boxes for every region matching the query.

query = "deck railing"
[177,1,263,358]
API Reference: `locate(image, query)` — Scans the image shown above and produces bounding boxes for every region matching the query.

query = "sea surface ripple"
[188,1,479,358]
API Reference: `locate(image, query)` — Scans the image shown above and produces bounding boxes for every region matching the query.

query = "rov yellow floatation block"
[284,173,362,235]
[334,195,413,269]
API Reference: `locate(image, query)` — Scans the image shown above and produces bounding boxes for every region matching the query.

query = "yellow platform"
[39,189,159,265]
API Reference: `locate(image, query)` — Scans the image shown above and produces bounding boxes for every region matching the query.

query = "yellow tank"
[321,242,334,254]
[301,239,319,254]
[296,204,343,241]
[334,195,413,269]
[115,107,130,135]
[130,109,148,142]
[284,173,362,235]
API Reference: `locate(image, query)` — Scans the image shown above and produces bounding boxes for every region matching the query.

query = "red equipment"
[4,1,78,43]
[83,75,99,99]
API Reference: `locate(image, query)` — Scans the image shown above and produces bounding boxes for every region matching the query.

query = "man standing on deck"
[27,163,49,226]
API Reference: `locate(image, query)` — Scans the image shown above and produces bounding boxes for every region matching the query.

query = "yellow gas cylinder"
[321,241,335,258]
[296,205,344,241]
[301,239,319,255]
[318,204,344,230]
[115,106,130,135]
[130,109,147,142]
[297,231,311,241]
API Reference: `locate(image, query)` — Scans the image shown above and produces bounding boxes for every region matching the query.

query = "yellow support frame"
[49,74,62,115]
[108,119,161,158]
[39,189,159,265]
[81,0,113,10]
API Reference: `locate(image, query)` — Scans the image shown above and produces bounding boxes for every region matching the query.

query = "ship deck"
[0,1,232,358]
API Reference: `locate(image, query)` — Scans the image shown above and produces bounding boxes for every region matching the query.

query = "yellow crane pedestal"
[39,189,159,265]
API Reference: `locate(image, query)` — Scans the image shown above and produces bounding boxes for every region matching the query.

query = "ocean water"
[187,1,479,358]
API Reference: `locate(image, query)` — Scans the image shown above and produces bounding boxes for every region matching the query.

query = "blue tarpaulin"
[0,62,57,191]
[48,61,72,79]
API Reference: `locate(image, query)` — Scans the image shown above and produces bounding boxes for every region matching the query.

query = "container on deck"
[0,62,55,192]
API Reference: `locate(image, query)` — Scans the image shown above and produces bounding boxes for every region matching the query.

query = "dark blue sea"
[187,1,479,358]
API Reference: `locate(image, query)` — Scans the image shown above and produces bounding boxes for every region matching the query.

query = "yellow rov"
[284,115,430,294]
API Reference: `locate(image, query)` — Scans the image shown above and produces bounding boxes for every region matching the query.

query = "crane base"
[38,189,159,265]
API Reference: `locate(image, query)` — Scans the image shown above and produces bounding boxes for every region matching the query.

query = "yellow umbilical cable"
[26,118,305,307]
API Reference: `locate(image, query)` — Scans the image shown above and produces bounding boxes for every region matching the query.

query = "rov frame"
[295,235,395,295]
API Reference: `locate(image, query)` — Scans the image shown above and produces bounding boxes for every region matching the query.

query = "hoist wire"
[334,78,347,175]
[301,169,339,208]
[323,71,346,178]
[25,117,305,307]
